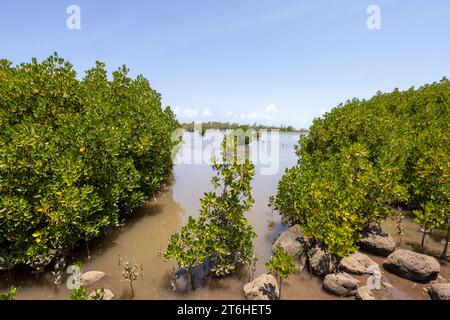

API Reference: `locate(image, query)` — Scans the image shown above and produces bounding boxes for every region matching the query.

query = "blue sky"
[1,0,449,128]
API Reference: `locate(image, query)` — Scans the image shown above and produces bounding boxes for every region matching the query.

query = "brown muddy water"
[1,131,448,300]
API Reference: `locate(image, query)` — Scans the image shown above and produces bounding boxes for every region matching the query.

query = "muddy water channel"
[2,131,448,300]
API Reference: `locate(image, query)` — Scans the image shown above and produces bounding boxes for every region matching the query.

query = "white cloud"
[174,103,302,126]
[174,107,199,118]
[202,107,213,117]
[232,104,280,122]
[174,107,213,119]
[265,104,279,113]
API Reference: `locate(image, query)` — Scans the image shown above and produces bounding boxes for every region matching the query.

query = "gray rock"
[272,225,307,272]
[428,283,450,300]
[88,288,114,300]
[323,272,359,297]
[340,252,378,275]
[309,245,336,277]
[382,281,393,289]
[359,226,395,257]
[81,271,106,287]
[243,273,279,300]
[355,286,376,300]
[172,261,210,293]
[383,249,440,283]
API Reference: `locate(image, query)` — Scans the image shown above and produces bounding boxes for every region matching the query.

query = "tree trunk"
[186,270,191,292]
[86,240,91,260]
[442,237,449,259]
[130,280,134,296]
[185,277,189,292]
[441,220,449,259]
[278,276,282,300]
[333,256,341,274]
[421,228,427,247]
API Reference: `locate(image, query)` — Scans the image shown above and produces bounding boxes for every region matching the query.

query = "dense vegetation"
[276,78,449,259]
[0,54,179,271]
[165,137,256,288]
[181,121,306,133]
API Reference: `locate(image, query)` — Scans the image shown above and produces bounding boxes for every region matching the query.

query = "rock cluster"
[340,252,378,275]
[383,249,440,283]
[243,273,279,300]
[323,272,359,297]
[81,271,106,287]
[428,283,450,300]
[359,226,396,257]
[243,224,444,301]
[309,245,336,277]
[355,286,376,300]
[80,270,114,300]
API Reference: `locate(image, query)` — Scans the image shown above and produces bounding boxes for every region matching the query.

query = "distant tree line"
[180,121,307,133]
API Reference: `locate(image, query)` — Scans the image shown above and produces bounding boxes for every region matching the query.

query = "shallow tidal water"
[1,131,448,300]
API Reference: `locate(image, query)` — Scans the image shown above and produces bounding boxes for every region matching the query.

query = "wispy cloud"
[174,103,306,127]
[202,107,213,117]
[228,103,282,122]
[174,106,213,119]
[265,104,279,113]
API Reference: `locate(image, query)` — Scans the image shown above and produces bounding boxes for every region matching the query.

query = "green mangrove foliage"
[68,285,105,300]
[265,248,296,298]
[69,286,88,300]
[0,54,179,270]
[165,137,256,287]
[276,78,449,259]
[0,286,17,300]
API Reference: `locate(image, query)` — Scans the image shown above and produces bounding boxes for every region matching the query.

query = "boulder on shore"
[272,225,307,272]
[81,271,106,287]
[309,245,336,277]
[323,272,359,297]
[355,286,376,300]
[383,249,440,283]
[340,252,378,275]
[243,273,279,300]
[172,261,211,293]
[359,226,395,257]
[427,283,450,300]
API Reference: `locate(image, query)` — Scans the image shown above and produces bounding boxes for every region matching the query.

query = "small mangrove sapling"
[122,262,139,296]
[69,285,88,300]
[394,209,405,246]
[90,288,105,300]
[265,248,296,299]
[165,136,256,289]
